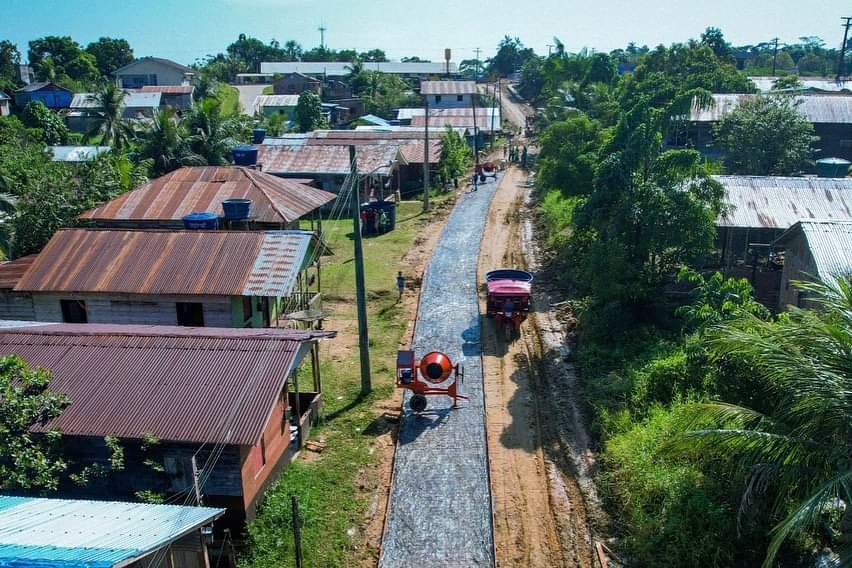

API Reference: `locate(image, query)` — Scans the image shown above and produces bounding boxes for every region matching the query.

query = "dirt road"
[479,166,602,567]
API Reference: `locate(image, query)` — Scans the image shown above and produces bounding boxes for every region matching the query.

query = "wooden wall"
[0,291,35,321]
[30,293,234,327]
[779,232,818,309]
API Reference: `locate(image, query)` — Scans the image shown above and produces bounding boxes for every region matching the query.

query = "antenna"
[318,23,327,50]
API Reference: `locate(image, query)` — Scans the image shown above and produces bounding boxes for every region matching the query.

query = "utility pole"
[838,17,852,81]
[771,37,780,75]
[318,24,327,50]
[489,79,497,150]
[349,146,372,395]
[191,455,203,506]
[472,82,479,191]
[547,44,554,57]
[474,47,482,81]
[291,496,303,568]
[423,96,430,211]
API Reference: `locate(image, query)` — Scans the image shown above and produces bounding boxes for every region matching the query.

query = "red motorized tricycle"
[485,269,533,341]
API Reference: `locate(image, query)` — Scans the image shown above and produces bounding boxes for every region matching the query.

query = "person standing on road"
[521,146,528,169]
[396,271,406,299]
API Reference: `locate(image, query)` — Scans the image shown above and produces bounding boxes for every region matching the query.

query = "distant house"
[420,80,477,108]
[253,94,299,118]
[49,145,111,162]
[13,228,325,327]
[273,72,321,95]
[80,165,336,230]
[774,220,852,309]
[675,93,852,161]
[67,91,161,132]
[322,79,353,101]
[714,175,852,307]
[15,64,34,85]
[749,76,852,94]
[0,91,9,116]
[0,496,224,568]
[114,56,193,88]
[13,81,73,109]
[139,84,195,110]
[0,322,335,527]
[259,142,403,194]
[0,255,38,321]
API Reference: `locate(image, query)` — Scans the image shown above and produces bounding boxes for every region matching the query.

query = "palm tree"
[86,82,133,150]
[140,108,204,175]
[671,276,852,566]
[284,40,302,61]
[185,98,240,166]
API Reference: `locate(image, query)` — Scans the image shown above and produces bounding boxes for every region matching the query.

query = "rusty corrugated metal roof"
[691,94,852,123]
[258,144,402,176]
[0,255,38,290]
[716,175,852,229]
[399,141,442,164]
[15,229,313,297]
[80,166,335,224]
[420,80,477,95]
[0,323,334,445]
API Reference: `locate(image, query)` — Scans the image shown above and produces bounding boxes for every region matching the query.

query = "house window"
[435,95,442,104]
[457,95,464,102]
[60,300,88,323]
[176,302,204,326]
[242,296,253,324]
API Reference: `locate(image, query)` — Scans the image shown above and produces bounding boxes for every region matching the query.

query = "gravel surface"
[379,176,501,568]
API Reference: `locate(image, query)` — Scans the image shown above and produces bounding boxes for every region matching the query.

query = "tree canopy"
[295,91,326,133]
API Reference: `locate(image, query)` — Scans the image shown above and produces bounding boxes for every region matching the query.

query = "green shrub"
[601,405,741,567]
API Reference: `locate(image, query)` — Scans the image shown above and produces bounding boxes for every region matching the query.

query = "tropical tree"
[437,127,472,186]
[284,40,302,61]
[0,356,70,491]
[20,101,69,145]
[536,114,602,197]
[672,276,852,566]
[85,37,133,76]
[85,82,133,150]
[185,97,241,165]
[295,91,326,133]
[139,108,204,175]
[713,95,816,175]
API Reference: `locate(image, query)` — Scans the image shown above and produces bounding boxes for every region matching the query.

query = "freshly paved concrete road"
[379,177,500,567]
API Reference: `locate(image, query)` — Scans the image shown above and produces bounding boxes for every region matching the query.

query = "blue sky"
[3,0,851,65]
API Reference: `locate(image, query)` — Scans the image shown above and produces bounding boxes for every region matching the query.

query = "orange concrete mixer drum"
[419,351,453,384]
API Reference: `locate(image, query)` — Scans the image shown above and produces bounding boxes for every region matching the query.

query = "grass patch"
[218,84,242,116]
[262,85,274,95]
[241,199,448,568]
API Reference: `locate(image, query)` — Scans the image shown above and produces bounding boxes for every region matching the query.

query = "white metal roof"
[716,175,852,229]
[690,93,852,124]
[71,92,161,110]
[777,220,852,286]
[253,94,300,114]
[749,76,852,93]
[260,61,457,76]
[0,496,223,567]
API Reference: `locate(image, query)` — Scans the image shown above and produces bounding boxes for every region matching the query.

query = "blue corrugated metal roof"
[0,496,224,568]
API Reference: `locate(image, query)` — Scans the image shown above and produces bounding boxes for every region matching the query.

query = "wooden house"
[0,323,334,530]
[80,166,336,230]
[0,91,9,116]
[774,220,852,309]
[12,228,325,327]
[114,57,193,88]
[272,72,321,96]
[420,80,477,108]
[13,81,73,109]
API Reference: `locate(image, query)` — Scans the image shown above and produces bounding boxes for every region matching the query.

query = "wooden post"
[291,496,303,568]
[311,342,321,393]
[293,368,303,447]
[423,96,430,211]
[191,455,203,506]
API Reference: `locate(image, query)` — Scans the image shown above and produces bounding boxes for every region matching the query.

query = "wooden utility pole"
[472,82,479,191]
[474,48,482,80]
[838,17,852,81]
[489,79,498,150]
[349,146,372,394]
[771,37,780,75]
[191,455,203,506]
[291,496,303,568]
[423,96,430,211]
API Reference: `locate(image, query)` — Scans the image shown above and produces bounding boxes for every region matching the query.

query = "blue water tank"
[252,128,267,144]
[232,144,258,166]
[816,157,851,178]
[222,198,252,220]
[182,212,219,230]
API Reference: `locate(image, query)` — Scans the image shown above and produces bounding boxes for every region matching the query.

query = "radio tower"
[318,23,327,50]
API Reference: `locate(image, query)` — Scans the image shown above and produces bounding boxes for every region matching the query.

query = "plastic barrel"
[222,198,252,220]
[231,144,258,166]
[182,212,219,230]
[816,158,851,178]
[252,128,267,144]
